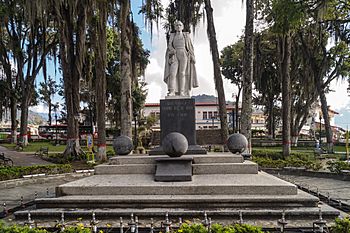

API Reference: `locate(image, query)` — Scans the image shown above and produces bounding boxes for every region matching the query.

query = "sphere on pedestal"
[226,133,248,154]
[163,132,188,157]
[113,135,133,155]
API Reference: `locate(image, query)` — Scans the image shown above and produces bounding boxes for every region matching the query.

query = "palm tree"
[241,0,254,152]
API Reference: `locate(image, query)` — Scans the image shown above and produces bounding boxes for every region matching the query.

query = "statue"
[164,20,198,97]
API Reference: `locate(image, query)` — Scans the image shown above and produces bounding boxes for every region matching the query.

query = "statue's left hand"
[190,55,196,63]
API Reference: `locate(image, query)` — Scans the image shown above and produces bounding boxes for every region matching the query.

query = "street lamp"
[55,112,58,145]
[319,113,322,145]
[133,112,138,149]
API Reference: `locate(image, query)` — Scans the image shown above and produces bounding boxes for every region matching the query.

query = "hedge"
[0,164,72,181]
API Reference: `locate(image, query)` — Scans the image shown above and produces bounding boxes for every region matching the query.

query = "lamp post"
[232,93,236,133]
[319,113,322,145]
[54,103,59,146]
[55,112,58,145]
[133,112,138,149]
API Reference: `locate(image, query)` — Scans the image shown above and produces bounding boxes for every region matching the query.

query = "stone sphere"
[113,135,133,155]
[163,132,188,157]
[226,133,248,154]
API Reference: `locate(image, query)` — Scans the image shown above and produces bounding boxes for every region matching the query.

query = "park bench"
[0,152,13,166]
[35,147,49,157]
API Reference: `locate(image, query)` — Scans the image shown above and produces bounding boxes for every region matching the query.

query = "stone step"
[14,205,340,225]
[108,153,243,165]
[56,172,297,196]
[95,161,258,175]
[193,161,258,174]
[35,190,318,209]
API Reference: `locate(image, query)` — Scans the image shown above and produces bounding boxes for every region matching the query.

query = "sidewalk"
[0,146,53,166]
[0,173,93,216]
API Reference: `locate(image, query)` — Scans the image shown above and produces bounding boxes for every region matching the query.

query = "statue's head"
[174,20,184,32]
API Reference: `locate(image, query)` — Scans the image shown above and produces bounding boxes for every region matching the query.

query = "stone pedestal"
[154,157,193,182]
[149,98,206,155]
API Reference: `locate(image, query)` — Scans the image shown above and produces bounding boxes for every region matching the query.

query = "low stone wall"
[151,129,223,146]
[264,167,350,181]
[152,131,317,147]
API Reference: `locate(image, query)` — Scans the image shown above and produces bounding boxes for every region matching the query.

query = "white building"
[143,102,266,131]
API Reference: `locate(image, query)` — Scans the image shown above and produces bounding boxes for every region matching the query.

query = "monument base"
[154,157,193,182]
[149,145,207,155]
[149,98,207,155]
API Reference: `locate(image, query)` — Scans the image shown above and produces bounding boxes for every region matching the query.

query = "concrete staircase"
[14,153,340,227]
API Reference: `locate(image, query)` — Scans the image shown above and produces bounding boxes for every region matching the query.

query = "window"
[203,112,208,119]
[208,111,213,119]
[214,111,218,118]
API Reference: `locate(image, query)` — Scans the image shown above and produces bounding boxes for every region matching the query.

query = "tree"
[241,0,254,152]
[52,0,89,158]
[0,11,19,144]
[203,0,229,144]
[254,31,280,139]
[264,0,304,157]
[0,0,57,146]
[119,0,133,139]
[93,0,108,161]
[220,40,244,133]
[39,76,58,126]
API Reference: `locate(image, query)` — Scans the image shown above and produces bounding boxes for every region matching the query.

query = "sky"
[31,0,350,129]
[129,0,350,129]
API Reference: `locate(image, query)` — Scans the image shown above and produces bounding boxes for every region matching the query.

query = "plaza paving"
[277,174,350,206]
[0,145,53,166]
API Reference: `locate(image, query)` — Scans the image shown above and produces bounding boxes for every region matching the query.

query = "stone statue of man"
[164,20,198,97]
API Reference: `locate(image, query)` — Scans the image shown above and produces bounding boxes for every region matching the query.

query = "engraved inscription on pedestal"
[160,98,196,145]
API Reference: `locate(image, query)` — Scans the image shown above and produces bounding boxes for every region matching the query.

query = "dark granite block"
[160,98,196,145]
[154,157,193,182]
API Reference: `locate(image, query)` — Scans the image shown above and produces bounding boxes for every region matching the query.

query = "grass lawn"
[1,141,115,154]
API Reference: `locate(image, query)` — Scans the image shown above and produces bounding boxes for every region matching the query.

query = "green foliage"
[60,226,92,233]
[177,223,265,233]
[271,0,304,34]
[220,40,244,86]
[0,164,72,181]
[0,221,48,232]
[252,149,322,170]
[327,160,350,174]
[331,217,350,233]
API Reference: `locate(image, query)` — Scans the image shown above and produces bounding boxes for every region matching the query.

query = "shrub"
[252,156,322,171]
[0,221,48,232]
[0,164,73,181]
[178,223,265,233]
[331,217,350,233]
[327,160,350,174]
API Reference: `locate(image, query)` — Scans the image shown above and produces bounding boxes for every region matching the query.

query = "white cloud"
[326,80,350,111]
[30,104,49,113]
[143,0,350,115]
[144,0,246,103]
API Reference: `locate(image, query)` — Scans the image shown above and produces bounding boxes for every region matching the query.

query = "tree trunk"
[19,86,32,146]
[241,0,254,153]
[317,81,333,153]
[48,100,52,125]
[279,34,292,157]
[267,97,274,139]
[95,1,107,161]
[10,97,18,144]
[120,0,133,140]
[204,0,228,144]
[235,94,240,133]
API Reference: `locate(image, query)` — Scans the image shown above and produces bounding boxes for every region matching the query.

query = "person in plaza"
[164,20,198,97]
